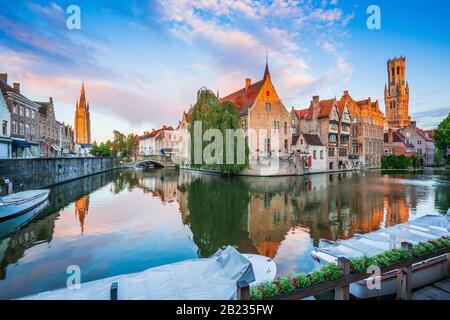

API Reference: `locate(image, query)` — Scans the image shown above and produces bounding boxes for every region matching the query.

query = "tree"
[90,131,137,157]
[434,112,450,162]
[189,88,249,173]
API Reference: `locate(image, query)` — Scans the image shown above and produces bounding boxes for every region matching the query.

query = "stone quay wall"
[0,157,120,192]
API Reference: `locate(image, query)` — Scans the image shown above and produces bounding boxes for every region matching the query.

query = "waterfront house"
[138,126,177,156]
[291,133,326,173]
[304,96,350,171]
[0,93,11,158]
[138,130,159,156]
[58,121,75,156]
[290,107,308,138]
[220,62,292,160]
[338,91,385,168]
[398,121,436,166]
[176,108,193,164]
[36,97,61,157]
[0,73,41,158]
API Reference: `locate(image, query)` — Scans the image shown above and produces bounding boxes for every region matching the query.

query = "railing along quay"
[238,242,450,300]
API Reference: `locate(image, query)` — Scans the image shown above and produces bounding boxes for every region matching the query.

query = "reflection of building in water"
[75,196,89,234]
[383,195,410,227]
[139,173,178,203]
[247,191,296,258]
[0,212,57,280]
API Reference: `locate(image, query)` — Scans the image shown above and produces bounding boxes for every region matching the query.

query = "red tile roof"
[293,108,309,119]
[220,80,264,115]
[318,99,336,118]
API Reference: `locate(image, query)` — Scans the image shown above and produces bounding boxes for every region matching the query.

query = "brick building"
[220,62,292,159]
[303,96,350,170]
[384,129,416,157]
[398,122,436,166]
[0,92,11,158]
[36,97,61,157]
[338,91,385,168]
[0,73,40,158]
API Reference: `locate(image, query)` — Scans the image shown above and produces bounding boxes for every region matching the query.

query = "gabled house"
[176,108,193,163]
[291,133,326,173]
[220,62,291,159]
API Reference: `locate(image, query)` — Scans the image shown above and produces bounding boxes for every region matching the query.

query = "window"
[339,148,347,157]
[397,67,400,75]
[31,125,35,136]
[329,134,337,143]
[264,138,271,153]
[328,147,335,157]
[19,106,24,116]
[284,139,288,152]
[12,121,17,134]
[266,90,270,97]
[313,150,317,159]
[241,119,247,130]
[26,108,30,118]
[25,124,30,135]
[352,144,359,154]
[284,122,287,134]
[265,103,271,112]
[320,150,324,159]
[273,120,279,130]
[291,127,297,135]
[418,149,423,156]
[31,110,35,119]
[13,104,18,114]
[300,139,304,145]
[2,121,7,135]
[417,140,422,145]
[19,122,24,135]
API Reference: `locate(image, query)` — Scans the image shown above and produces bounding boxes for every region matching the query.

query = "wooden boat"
[311,213,450,299]
[19,246,277,300]
[0,190,50,221]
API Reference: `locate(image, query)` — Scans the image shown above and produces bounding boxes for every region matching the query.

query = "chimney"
[0,73,7,84]
[312,95,319,103]
[49,97,53,104]
[411,121,416,128]
[343,90,349,96]
[13,82,20,93]
[245,78,251,90]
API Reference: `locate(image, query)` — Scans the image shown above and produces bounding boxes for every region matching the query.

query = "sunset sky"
[1,0,449,142]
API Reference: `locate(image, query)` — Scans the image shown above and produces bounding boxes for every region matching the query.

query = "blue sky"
[0,0,449,142]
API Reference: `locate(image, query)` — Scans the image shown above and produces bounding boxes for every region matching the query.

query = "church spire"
[264,50,270,79]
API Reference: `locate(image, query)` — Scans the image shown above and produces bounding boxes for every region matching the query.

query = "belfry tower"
[74,82,91,145]
[384,56,411,128]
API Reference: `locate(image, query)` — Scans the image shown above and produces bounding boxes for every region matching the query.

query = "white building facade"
[0,93,11,158]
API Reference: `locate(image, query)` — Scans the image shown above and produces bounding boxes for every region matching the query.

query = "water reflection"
[0,168,448,299]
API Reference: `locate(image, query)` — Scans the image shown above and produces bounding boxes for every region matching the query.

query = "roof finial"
[264,49,270,78]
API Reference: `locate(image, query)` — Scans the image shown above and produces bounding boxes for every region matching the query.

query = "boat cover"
[19,246,255,300]
[317,214,450,260]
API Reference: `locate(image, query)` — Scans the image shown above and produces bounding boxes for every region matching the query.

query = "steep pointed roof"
[78,82,87,109]
[293,108,309,119]
[318,98,337,118]
[220,79,264,116]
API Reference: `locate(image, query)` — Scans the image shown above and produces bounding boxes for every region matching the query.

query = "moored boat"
[311,213,450,299]
[0,189,50,221]
[19,246,277,300]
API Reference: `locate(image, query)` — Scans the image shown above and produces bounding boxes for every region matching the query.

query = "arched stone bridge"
[124,155,176,168]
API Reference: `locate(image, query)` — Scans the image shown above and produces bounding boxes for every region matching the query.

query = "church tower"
[384,56,411,128]
[74,82,91,145]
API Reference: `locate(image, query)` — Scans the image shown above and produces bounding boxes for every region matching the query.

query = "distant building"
[74,82,91,145]
[220,61,292,159]
[138,126,177,156]
[0,73,40,158]
[383,129,416,157]
[398,121,436,166]
[0,93,11,158]
[385,56,411,129]
[36,97,61,157]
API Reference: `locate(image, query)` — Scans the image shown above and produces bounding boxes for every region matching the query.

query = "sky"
[0,0,449,143]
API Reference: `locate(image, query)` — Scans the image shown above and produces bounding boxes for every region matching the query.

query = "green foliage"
[434,113,450,158]
[91,131,137,157]
[250,236,450,300]
[381,154,419,169]
[189,88,249,173]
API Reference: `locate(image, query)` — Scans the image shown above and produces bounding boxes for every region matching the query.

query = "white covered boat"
[0,189,50,221]
[311,213,450,299]
[19,246,277,300]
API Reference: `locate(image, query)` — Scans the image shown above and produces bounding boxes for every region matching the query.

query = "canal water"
[0,168,449,299]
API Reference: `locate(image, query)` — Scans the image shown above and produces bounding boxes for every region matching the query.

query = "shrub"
[250,236,450,300]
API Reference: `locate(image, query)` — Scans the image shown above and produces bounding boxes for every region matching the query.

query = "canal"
[0,168,449,299]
